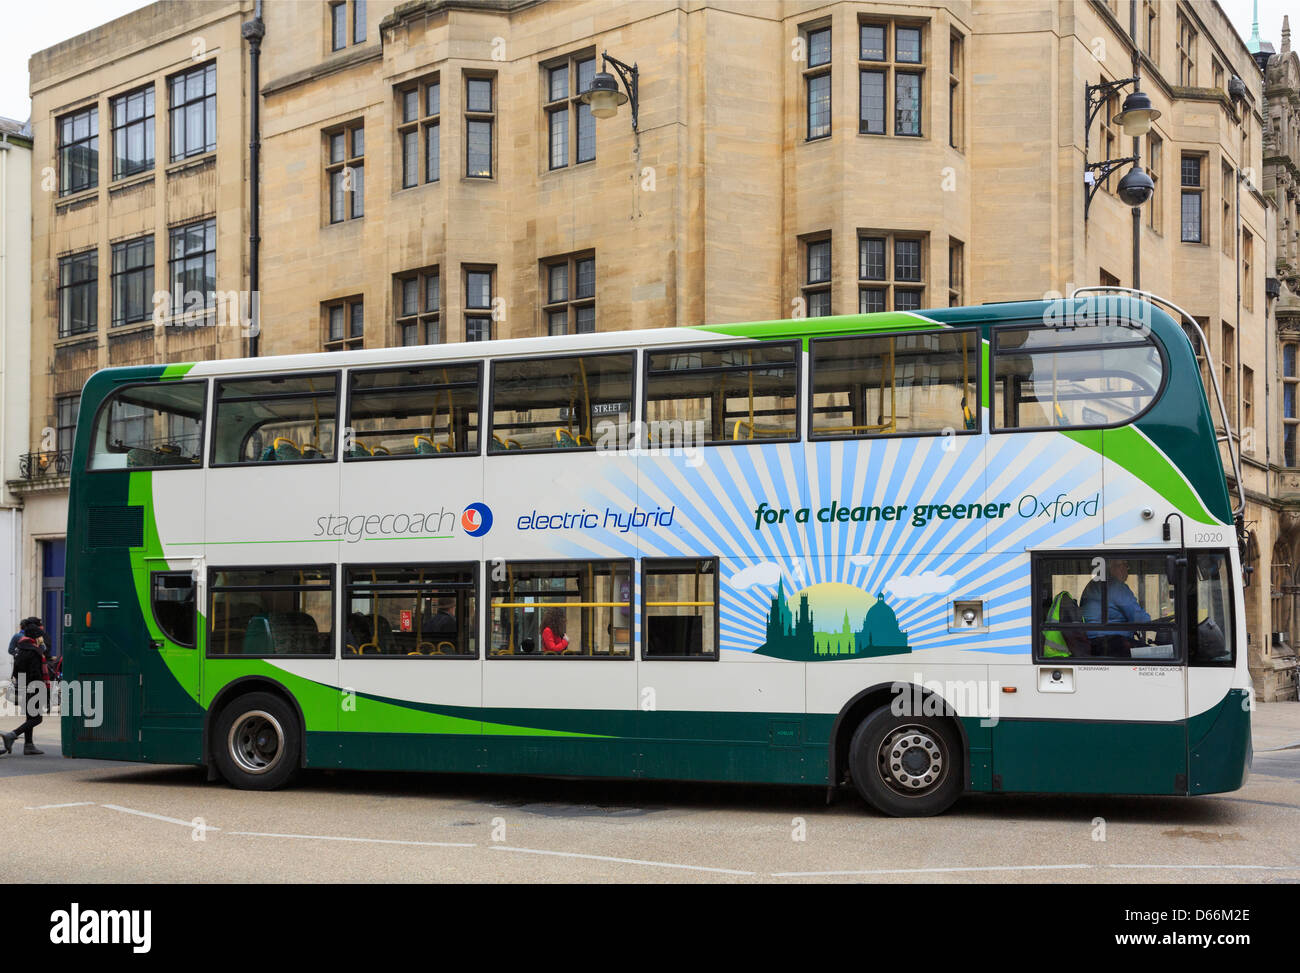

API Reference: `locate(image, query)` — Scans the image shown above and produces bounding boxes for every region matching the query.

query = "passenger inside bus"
[541,608,570,654]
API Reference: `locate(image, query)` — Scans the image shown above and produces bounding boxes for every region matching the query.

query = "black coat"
[11,638,44,684]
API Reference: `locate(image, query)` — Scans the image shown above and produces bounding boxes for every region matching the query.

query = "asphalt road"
[2,704,1298,883]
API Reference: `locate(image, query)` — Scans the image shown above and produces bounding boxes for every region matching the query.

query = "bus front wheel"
[213,692,301,791]
[848,708,962,817]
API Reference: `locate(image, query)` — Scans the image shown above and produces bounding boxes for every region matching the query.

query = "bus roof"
[93,296,1180,383]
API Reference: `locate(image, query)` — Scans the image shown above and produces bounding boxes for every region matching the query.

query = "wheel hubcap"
[877,725,945,796]
[228,711,284,775]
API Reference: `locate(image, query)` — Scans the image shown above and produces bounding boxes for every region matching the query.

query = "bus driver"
[1080,558,1151,657]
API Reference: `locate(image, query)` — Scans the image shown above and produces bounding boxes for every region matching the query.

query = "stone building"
[0,116,31,637]
[17,0,1287,694]
[1260,15,1300,698]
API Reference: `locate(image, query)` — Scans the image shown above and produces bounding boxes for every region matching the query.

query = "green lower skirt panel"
[64,693,1251,797]
[318,732,817,784]
[990,718,1188,795]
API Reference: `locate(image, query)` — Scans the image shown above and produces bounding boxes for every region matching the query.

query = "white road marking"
[27,802,1300,878]
[1107,863,1295,871]
[24,801,97,810]
[773,863,1091,877]
[228,831,474,848]
[100,803,220,831]
[491,845,755,875]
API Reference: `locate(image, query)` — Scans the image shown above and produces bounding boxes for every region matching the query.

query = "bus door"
[990,551,1188,795]
[1184,548,1251,794]
[140,555,203,717]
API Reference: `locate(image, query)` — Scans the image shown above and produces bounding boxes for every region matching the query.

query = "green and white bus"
[60,290,1251,816]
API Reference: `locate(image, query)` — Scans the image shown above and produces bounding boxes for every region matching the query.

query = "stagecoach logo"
[462,502,493,537]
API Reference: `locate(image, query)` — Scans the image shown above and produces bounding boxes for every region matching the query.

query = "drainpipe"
[1130,0,1142,289]
[242,2,264,357]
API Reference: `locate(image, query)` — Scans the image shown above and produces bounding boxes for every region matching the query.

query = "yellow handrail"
[579,359,592,439]
[732,419,791,440]
[444,370,456,450]
[491,601,627,608]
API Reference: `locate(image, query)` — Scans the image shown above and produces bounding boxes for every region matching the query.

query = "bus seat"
[576,433,593,446]
[1043,591,1089,658]
[272,437,302,461]
[434,441,450,452]
[348,441,373,458]
[506,438,522,450]
[1053,402,1070,427]
[126,448,155,467]
[300,443,322,459]
[244,611,321,655]
[371,445,391,456]
[961,398,977,430]
[491,434,509,452]
[436,640,456,655]
[415,435,438,455]
[555,429,579,448]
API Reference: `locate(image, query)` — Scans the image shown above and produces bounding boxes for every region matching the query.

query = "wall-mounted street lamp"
[1083,76,1159,220]
[1113,89,1161,136]
[580,51,639,133]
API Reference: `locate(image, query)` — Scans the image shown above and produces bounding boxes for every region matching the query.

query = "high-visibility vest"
[1043,591,1073,658]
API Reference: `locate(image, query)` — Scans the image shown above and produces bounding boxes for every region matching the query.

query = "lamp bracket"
[1084,76,1138,151]
[1084,155,1138,219]
[600,51,640,133]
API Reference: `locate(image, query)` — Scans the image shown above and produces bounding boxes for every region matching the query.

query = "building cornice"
[379,0,539,35]
[262,44,383,98]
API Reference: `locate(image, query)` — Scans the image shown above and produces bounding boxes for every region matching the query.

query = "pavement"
[2,702,1298,883]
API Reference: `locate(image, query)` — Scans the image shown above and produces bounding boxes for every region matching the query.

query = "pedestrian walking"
[2,622,48,755]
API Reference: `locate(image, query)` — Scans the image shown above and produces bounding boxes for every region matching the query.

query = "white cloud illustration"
[847,555,872,567]
[883,571,956,599]
[729,561,785,590]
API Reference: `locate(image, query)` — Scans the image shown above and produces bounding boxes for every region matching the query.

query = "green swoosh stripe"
[1060,426,1219,525]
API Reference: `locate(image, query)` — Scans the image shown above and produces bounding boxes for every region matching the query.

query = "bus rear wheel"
[848,708,962,817]
[213,692,300,791]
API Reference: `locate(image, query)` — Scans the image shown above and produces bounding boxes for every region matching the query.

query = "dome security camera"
[1117,166,1155,207]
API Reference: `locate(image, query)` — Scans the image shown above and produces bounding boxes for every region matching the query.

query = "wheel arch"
[827,680,971,791]
[204,676,308,770]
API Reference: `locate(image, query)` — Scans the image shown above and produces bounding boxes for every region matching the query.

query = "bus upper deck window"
[88,381,206,471]
[992,323,1162,431]
[347,363,481,459]
[489,352,634,453]
[644,341,798,447]
[213,373,339,465]
[810,328,978,439]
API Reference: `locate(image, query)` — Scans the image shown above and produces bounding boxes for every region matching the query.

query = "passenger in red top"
[541,609,569,654]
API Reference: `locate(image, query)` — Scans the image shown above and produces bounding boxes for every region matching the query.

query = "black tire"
[847,706,962,817]
[213,692,301,791]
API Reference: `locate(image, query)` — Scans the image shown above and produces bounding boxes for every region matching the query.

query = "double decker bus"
[60,291,1251,816]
